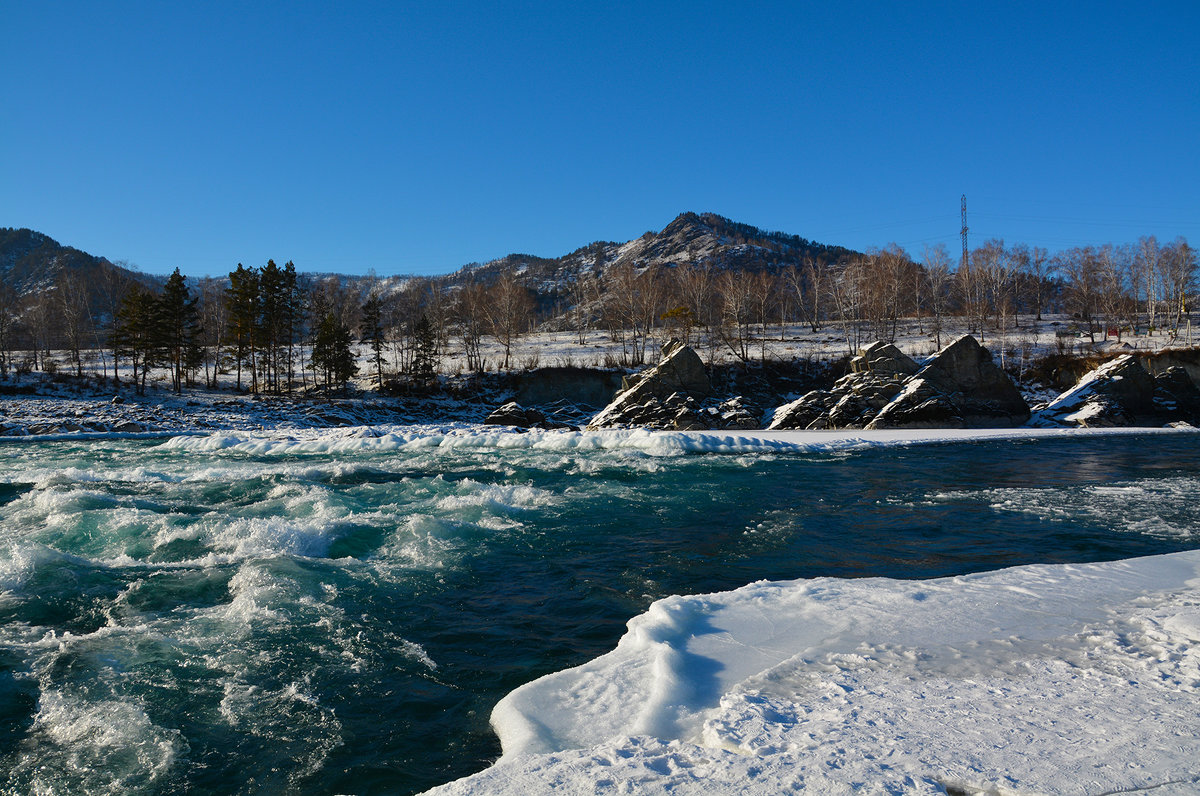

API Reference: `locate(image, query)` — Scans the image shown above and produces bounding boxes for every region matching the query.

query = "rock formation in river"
[587,340,713,429]
[1038,354,1200,427]
[770,336,1030,430]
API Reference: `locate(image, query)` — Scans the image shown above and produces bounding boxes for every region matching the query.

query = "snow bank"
[428,550,1200,794]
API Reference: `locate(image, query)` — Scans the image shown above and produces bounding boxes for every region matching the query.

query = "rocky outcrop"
[1153,367,1200,424]
[587,341,711,429]
[867,335,1031,429]
[1039,355,1200,427]
[484,402,577,430]
[768,342,915,430]
[770,336,1030,431]
[1141,348,1200,387]
[849,341,919,377]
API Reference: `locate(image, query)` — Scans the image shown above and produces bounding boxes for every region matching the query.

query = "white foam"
[430,551,1200,795]
[7,689,185,794]
[158,424,1200,461]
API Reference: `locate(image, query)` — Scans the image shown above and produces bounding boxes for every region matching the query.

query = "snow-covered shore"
[427,549,1200,795]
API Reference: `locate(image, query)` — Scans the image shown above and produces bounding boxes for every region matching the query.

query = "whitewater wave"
[159,424,1195,459]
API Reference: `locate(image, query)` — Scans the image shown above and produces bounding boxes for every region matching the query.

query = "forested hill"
[445,211,861,293]
[0,228,155,297]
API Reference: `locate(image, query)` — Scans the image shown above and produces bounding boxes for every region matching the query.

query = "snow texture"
[429,549,1200,795]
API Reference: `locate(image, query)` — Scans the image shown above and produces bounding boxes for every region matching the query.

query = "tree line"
[0,234,1194,392]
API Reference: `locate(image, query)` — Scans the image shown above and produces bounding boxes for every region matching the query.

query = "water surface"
[0,429,1196,794]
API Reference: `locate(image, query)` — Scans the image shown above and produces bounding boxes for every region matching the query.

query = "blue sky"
[3,1,1198,278]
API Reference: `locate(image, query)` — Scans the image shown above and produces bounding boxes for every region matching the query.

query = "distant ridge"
[0,227,156,297]
[443,211,861,294]
[2,212,859,301]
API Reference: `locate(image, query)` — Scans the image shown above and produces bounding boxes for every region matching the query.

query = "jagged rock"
[587,392,708,430]
[768,341,914,430]
[868,335,1030,429]
[1153,367,1200,424]
[849,341,919,377]
[768,390,833,430]
[1039,355,1157,427]
[1142,348,1200,386]
[704,396,763,430]
[484,401,548,429]
[588,341,711,429]
[866,379,966,429]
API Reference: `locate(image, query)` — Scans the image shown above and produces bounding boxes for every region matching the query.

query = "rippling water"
[0,429,1197,794]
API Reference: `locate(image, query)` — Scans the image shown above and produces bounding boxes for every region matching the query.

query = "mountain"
[443,212,860,295]
[3,212,858,305]
[0,227,156,298]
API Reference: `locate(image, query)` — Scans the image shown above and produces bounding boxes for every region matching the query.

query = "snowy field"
[4,313,1196,438]
[18,314,1199,396]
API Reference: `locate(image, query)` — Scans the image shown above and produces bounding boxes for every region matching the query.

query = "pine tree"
[361,293,386,389]
[158,268,202,393]
[259,259,284,392]
[310,312,357,392]
[113,285,158,395]
[226,264,260,392]
[411,314,438,382]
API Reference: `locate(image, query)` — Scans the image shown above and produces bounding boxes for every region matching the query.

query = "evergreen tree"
[113,285,158,395]
[259,259,284,392]
[158,268,202,393]
[310,312,357,392]
[360,293,386,389]
[411,314,438,382]
[282,261,301,390]
[226,264,260,392]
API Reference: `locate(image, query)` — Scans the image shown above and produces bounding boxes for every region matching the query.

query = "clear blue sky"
[4,1,1198,278]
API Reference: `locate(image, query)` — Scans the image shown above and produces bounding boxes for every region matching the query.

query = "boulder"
[868,335,1030,429]
[849,341,919,377]
[705,396,763,430]
[1039,354,1157,427]
[484,401,548,430]
[768,341,914,430]
[588,341,711,429]
[768,390,833,430]
[1153,367,1200,425]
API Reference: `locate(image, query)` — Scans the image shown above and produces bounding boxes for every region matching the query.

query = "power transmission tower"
[960,194,969,275]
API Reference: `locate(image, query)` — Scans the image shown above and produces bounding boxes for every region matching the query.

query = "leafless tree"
[717,269,755,363]
[1160,237,1196,337]
[922,244,953,348]
[1058,247,1102,342]
[485,272,535,371]
[604,261,663,366]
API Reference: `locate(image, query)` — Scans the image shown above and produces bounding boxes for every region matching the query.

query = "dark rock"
[768,390,832,430]
[1152,367,1200,425]
[588,341,711,429]
[594,392,709,431]
[769,341,912,430]
[1040,354,1157,427]
[868,335,1030,429]
[484,401,548,429]
[1141,348,1200,386]
[709,396,763,430]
